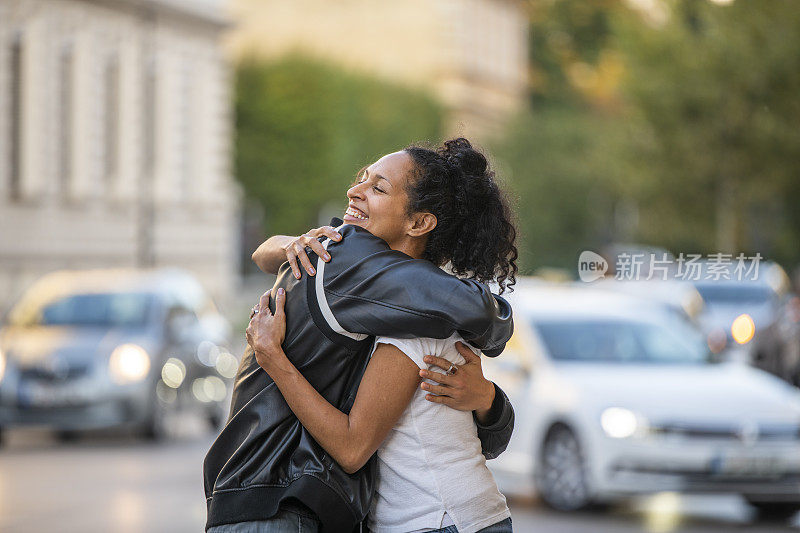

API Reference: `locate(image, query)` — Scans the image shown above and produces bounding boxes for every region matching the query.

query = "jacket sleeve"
[315,227,513,355]
[474,383,515,459]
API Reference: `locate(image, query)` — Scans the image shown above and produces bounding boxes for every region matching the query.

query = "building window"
[9,34,22,201]
[103,54,119,187]
[58,44,74,199]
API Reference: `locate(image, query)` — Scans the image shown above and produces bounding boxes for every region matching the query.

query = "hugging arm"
[263,343,417,474]
[329,271,513,356]
[420,342,515,459]
[247,289,421,473]
[256,224,513,355]
[321,248,513,356]
[317,251,516,456]
[314,227,516,455]
[256,224,516,457]
[475,385,514,459]
[251,226,342,278]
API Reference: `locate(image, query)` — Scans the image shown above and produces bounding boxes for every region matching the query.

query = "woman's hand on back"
[246,288,293,377]
[280,226,342,279]
[251,226,341,278]
[418,342,496,419]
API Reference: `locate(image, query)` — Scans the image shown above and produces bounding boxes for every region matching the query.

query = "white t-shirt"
[367,334,511,533]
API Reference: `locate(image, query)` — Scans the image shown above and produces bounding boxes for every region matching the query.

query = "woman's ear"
[407,212,437,237]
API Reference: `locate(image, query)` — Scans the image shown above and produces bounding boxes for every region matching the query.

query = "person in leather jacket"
[203,139,517,532]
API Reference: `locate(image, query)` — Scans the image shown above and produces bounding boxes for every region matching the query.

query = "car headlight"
[0,348,6,383]
[109,344,151,384]
[601,407,645,439]
[731,313,755,345]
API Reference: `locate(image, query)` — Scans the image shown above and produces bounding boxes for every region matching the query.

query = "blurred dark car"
[0,269,236,442]
[692,262,796,378]
[754,294,800,387]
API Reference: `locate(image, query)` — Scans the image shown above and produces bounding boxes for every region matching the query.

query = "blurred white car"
[593,278,705,324]
[484,281,800,520]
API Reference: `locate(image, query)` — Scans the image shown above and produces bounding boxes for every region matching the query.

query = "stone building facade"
[225,0,529,141]
[0,0,239,309]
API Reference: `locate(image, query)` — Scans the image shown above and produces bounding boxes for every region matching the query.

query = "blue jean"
[428,516,513,533]
[207,501,320,533]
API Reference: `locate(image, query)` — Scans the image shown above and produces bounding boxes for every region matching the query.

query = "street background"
[2,0,800,532]
[2,426,798,533]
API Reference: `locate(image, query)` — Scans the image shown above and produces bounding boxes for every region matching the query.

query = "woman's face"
[344,151,416,249]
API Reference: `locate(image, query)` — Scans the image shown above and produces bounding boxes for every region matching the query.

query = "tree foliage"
[235,54,443,238]
[621,0,800,263]
[494,0,637,273]
[495,0,800,273]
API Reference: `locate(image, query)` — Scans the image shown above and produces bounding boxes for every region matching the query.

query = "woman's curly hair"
[403,138,518,293]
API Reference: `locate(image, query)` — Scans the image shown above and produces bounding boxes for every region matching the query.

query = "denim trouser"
[207,507,510,533]
[206,501,320,533]
[428,516,513,533]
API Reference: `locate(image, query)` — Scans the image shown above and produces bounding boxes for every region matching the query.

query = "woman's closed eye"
[351,173,384,192]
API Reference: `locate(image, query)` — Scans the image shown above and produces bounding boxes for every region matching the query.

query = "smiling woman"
[343,151,437,261]
[343,139,518,293]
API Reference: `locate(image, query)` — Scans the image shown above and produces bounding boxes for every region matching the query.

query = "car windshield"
[694,284,774,305]
[535,318,710,364]
[12,292,153,328]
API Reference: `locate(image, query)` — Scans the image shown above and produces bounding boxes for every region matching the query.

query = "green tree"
[494,0,639,272]
[620,0,800,264]
[496,0,800,273]
[235,54,443,238]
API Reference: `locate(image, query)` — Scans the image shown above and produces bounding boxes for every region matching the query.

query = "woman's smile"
[344,205,369,221]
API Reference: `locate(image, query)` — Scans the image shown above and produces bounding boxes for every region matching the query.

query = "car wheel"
[535,424,592,511]
[744,498,800,522]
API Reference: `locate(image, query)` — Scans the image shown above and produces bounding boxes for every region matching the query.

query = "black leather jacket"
[203,223,515,532]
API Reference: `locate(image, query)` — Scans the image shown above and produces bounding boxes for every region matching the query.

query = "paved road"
[508,495,799,532]
[0,423,798,533]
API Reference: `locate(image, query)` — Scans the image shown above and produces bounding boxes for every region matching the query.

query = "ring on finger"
[447,363,458,375]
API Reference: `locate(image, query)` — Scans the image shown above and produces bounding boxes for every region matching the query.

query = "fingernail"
[309,268,315,275]
[324,254,330,261]
[335,234,341,240]
[295,273,300,279]
[278,288,285,295]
